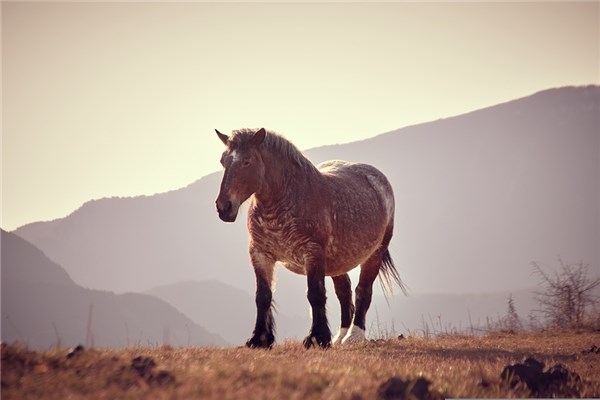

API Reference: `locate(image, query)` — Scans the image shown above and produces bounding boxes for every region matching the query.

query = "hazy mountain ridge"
[11,86,600,335]
[146,279,539,342]
[306,85,599,294]
[370,288,539,335]
[14,172,226,293]
[1,230,227,349]
[146,280,313,345]
[2,227,75,287]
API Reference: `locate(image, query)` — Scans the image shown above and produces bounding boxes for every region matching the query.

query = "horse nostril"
[217,200,232,214]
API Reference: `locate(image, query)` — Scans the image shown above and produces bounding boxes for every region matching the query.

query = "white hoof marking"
[341,325,366,344]
[332,328,349,346]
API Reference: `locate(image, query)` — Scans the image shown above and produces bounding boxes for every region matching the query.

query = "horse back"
[318,160,394,223]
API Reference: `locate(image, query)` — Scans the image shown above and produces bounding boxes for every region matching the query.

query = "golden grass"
[2,331,599,399]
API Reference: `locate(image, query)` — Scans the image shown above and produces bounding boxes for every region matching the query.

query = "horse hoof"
[246,333,274,349]
[332,327,349,346]
[341,325,366,344]
[303,333,331,349]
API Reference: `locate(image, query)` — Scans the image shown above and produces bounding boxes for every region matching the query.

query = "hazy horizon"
[4,85,599,348]
[12,85,600,295]
[2,2,598,230]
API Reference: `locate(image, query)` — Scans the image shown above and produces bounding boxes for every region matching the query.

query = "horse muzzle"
[216,199,239,223]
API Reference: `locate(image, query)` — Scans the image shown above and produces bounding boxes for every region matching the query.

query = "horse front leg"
[246,252,276,349]
[303,260,331,349]
[331,273,354,346]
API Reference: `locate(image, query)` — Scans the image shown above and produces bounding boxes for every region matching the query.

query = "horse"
[214,127,406,349]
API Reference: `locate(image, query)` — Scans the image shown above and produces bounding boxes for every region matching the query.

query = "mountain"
[147,278,542,342]
[12,86,600,329]
[146,280,256,345]
[369,288,539,335]
[146,279,539,342]
[308,85,600,294]
[1,230,227,349]
[146,280,310,345]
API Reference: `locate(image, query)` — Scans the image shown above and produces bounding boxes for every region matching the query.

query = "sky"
[2,1,599,231]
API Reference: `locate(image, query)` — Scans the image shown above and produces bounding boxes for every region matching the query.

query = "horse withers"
[215,128,405,349]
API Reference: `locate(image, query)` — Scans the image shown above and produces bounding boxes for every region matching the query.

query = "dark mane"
[230,128,316,170]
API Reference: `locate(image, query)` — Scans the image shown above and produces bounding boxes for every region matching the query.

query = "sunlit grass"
[2,331,599,399]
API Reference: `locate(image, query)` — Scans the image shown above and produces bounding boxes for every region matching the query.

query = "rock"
[153,370,176,386]
[378,376,408,399]
[377,376,442,400]
[410,378,434,399]
[131,356,156,379]
[542,364,581,397]
[523,357,544,372]
[500,363,543,393]
[500,357,581,397]
[582,345,600,355]
[544,364,571,382]
[129,356,175,386]
[66,345,84,359]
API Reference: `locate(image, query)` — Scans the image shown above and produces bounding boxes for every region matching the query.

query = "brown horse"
[215,128,406,348]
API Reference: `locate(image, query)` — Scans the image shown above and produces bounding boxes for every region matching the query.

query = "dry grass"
[2,331,599,399]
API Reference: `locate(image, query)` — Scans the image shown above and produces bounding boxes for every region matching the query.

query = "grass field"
[2,331,599,399]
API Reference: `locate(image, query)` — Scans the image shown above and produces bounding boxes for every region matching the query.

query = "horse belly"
[280,261,307,275]
[319,162,393,276]
[325,232,385,276]
[324,202,389,275]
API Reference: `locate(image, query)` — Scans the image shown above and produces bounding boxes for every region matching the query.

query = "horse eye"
[242,159,251,167]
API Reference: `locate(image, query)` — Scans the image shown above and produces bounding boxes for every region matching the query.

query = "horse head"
[215,128,267,222]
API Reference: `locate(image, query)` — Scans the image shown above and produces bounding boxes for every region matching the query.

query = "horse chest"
[250,215,315,273]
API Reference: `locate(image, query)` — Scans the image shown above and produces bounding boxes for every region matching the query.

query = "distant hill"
[1,230,227,349]
[146,280,310,345]
[146,279,538,341]
[369,288,538,336]
[13,86,600,331]
[307,85,600,295]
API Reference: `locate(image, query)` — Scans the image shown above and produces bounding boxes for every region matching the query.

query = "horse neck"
[254,151,321,210]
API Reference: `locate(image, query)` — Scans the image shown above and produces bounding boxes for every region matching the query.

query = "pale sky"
[2,1,599,231]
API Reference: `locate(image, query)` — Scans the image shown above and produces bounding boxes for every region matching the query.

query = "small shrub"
[531,258,600,330]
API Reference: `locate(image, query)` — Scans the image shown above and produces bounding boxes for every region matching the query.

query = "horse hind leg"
[344,221,404,344]
[342,251,381,344]
[331,273,354,346]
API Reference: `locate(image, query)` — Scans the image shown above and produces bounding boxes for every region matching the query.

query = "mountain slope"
[13,86,599,303]
[146,279,539,342]
[1,230,227,349]
[146,280,311,345]
[307,85,600,294]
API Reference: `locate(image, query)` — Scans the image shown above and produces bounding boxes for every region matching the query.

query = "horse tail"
[378,249,408,303]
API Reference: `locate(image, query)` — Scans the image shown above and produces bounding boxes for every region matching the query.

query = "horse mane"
[230,128,317,171]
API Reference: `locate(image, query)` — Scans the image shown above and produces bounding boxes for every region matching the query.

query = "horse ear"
[252,128,266,146]
[215,129,229,145]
